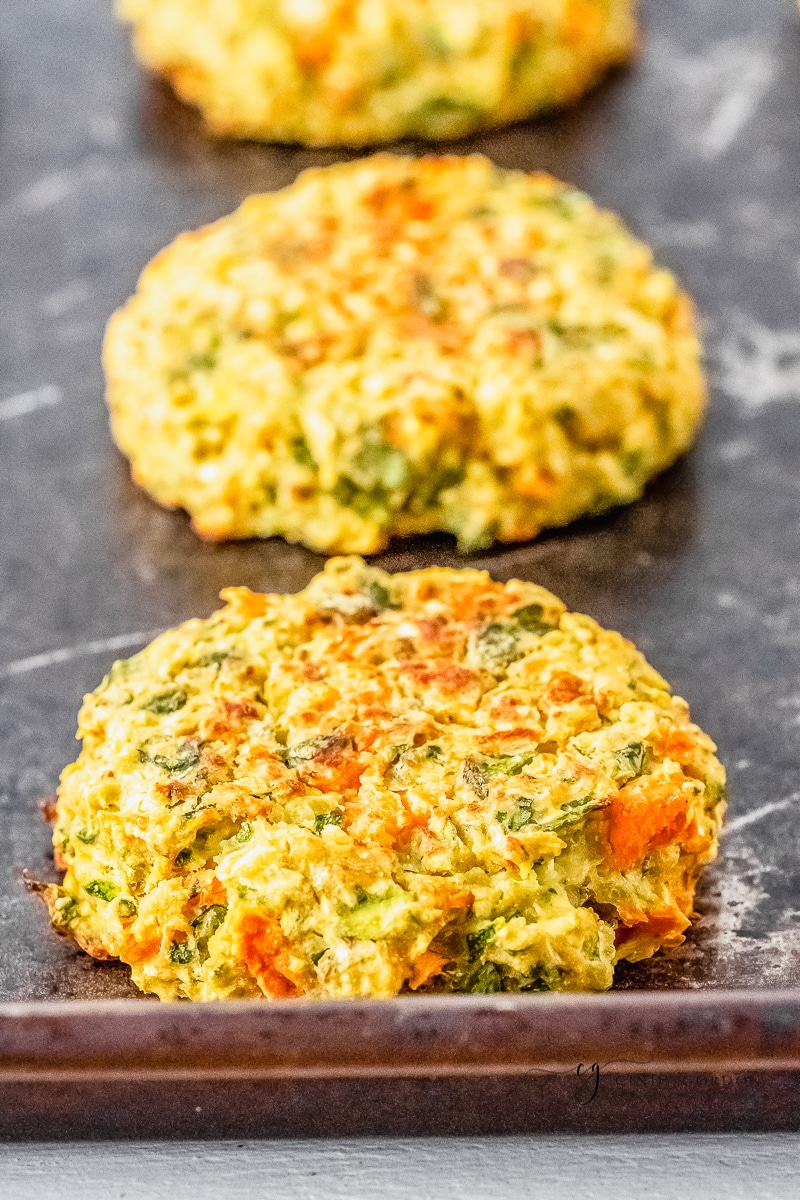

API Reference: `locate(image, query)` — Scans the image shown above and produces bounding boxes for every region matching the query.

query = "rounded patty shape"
[105,155,706,556]
[117,0,637,146]
[48,557,726,1001]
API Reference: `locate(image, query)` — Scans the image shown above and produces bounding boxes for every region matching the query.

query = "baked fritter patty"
[117,0,637,146]
[105,155,706,555]
[47,557,725,1001]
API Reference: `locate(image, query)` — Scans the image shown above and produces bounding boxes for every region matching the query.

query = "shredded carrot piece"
[546,671,584,705]
[654,728,701,770]
[429,883,474,911]
[125,923,162,965]
[606,777,691,873]
[615,905,690,949]
[564,1,603,43]
[219,586,270,619]
[408,950,449,991]
[235,911,299,998]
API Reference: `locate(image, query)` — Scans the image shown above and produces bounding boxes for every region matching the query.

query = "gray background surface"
[1,1135,800,1199]
[2,0,800,1182]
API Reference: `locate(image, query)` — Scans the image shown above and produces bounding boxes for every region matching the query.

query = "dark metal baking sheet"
[2,991,800,1139]
[2,0,800,1134]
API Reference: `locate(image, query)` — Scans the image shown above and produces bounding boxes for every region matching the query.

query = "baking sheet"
[2,0,800,1015]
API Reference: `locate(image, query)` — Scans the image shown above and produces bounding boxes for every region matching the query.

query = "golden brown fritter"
[118,0,637,146]
[105,155,706,555]
[48,557,725,1001]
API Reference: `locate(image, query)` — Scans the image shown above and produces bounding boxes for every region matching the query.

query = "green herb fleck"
[310,948,327,966]
[54,895,80,923]
[314,811,343,833]
[236,822,253,843]
[466,751,535,804]
[620,449,644,479]
[351,885,372,908]
[613,743,646,783]
[388,744,411,764]
[169,939,194,965]
[511,603,555,635]
[291,436,316,468]
[284,734,352,770]
[76,825,99,845]
[476,622,522,671]
[496,797,535,833]
[595,253,617,284]
[350,439,409,493]
[332,476,359,509]
[481,752,534,778]
[543,795,597,832]
[488,302,538,326]
[99,656,138,691]
[331,434,412,519]
[520,965,557,992]
[477,603,555,671]
[148,742,201,774]
[401,459,466,511]
[318,575,399,621]
[554,405,579,436]
[195,650,229,668]
[464,962,504,994]
[272,308,302,336]
[143,689,187,716]
[466,924,497,961]
[425,744,444,761]
[704,780,727,809]
[84,879,119,902]
[421,24,451,58]
[192,904,227,944]
[497,794,597,835]
[510,38,535,76]
[548,321,626,349]
[181,802,207,822]
[410,96,485,137]
[340,885,411,941]
[527,191,585,220]
[584,938,600,962]
[117,898,138,920]
[187,339,219,372]
[364,579,398,610]
[436,465,465,494]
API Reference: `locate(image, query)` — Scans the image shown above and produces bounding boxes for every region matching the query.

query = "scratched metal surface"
[0,0,799,1003]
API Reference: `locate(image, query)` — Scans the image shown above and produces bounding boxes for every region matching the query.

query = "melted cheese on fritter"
[48,558,725,1000]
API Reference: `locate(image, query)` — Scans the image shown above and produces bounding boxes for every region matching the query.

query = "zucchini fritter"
[47,558,725,1001]
[106,154,706,555]
[118,0,637,147]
